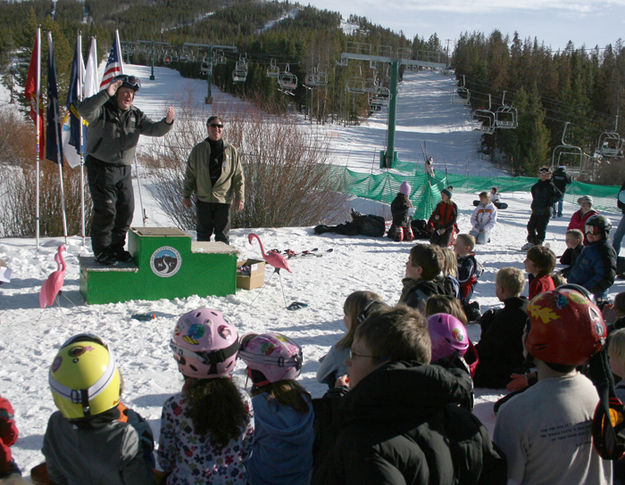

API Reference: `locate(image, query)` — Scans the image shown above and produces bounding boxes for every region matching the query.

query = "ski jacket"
[158,390,254,485]
[567,208,599,245]
[78,90,172,165]
[457,254,483,303]
[399,276,453,313]
[183,138,245,205]
[0,396,18,477]
[428,201,458,231]
[316,345,350,388]
[568,239,617,299]
[247,392,314,485]
[312,361,506,485]
[552,167,572,193]
[528,273,555,300]
[530,179,561,216]
[42,408,154,485]
[471,201,497,233]
[390,193,412,226]
[474,296,529,389]
[560,245,583,277]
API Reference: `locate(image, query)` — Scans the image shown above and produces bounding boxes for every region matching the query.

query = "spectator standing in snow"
[494,288,612,485]
[551,165,572,217]
[425,156,435,176]
[470,191,497,244]
[522,166,561,250]
[182,116,245,244]
[79,75,175,266]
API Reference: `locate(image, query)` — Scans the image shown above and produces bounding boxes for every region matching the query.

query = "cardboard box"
[236,259,266,290]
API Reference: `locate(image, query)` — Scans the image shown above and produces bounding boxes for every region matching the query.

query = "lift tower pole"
[340,45,446,168]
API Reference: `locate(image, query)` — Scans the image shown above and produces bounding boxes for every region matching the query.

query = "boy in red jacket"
[428,188,458,247]
[524,245,556,299]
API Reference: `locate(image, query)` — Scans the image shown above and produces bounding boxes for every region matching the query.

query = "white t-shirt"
[494,372,612,485]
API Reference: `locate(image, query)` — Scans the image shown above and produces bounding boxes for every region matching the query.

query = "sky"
[304,0,625,51]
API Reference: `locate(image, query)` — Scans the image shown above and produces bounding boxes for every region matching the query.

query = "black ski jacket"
[312,361,506,485]
[530,179,561,216]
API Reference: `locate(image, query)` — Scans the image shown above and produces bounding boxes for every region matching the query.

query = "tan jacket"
[182,139,244,204]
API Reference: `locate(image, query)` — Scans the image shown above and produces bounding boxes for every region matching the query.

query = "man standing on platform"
[79,74,175,265]
[182,116,245,244]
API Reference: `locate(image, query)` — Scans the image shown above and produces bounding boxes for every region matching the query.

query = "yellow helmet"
[49,334,121,419]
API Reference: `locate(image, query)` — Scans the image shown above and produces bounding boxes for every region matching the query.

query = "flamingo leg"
[277,273,288,307]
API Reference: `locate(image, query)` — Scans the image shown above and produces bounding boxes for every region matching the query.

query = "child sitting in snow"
[473,267,529,389]
[388,181,414,242]
[41,334,155,485]
[399,244,454,313]
[470,191,497,244]
[559,229,584,277]
[440,247,460,298]
[238,333,314,485]
[0,394,20,481]
[428,188,458,247]
[454,234,483,306]
[316,291,386,389]
[524,245,556,299]
[159,308,253,485]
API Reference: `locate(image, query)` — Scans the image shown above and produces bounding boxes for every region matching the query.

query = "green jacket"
[78,90,173,165]
[182,138,245,204]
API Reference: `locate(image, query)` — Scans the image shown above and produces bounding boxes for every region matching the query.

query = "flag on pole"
[24,28,44,159]
[100,30,124,89]
[83,37,98,98]
[62,33,85,168]
[46,32,64,165]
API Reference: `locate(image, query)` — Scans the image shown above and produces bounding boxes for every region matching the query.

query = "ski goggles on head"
[113,74,141,90]
[585,224,602,236]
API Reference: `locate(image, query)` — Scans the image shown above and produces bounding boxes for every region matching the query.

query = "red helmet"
[526,288,606,366]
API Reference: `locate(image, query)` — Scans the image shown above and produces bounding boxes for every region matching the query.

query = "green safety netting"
[326,161,621,220]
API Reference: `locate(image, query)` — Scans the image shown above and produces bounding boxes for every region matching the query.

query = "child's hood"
[252,392,313,441]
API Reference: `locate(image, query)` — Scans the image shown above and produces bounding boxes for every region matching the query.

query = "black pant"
[86,157,134,255]
[196,201,231,244]
[527,213,550,244]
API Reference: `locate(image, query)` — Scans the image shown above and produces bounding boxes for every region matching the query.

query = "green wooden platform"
[80,227,238,304]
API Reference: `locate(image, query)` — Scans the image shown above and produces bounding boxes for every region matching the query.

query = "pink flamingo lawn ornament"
[248,233,293,274]
[40,244,66,308]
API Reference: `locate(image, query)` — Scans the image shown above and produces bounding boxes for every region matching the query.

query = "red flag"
[25,29,44,159]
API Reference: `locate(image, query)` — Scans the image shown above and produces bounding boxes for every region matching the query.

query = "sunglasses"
[209,123,224,128]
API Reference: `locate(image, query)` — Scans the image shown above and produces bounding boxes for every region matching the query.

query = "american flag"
[99,30,124,89]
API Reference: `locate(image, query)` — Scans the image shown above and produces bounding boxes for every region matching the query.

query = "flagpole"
[77,32,85,246]
[35,26,41,250]
[48,31,68,245]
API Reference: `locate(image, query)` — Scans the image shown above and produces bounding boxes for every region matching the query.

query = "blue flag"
[45,32,63,165]
[63,34,85,168]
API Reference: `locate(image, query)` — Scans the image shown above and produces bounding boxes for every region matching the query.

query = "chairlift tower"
[184,43,237,104]
[340,45,446,168]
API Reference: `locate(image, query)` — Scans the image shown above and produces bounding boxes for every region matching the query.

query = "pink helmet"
[238,333,303,386]
[170,308,239,378]
[427,313,469,362]
[399,181,411,196]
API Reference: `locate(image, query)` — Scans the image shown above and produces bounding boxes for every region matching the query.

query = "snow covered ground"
[1,65,623,474]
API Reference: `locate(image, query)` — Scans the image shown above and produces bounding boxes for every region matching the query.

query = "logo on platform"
[150,246,182,278]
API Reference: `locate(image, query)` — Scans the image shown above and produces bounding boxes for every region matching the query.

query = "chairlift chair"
[597,131,624,158]
[473,110,495,135]
[495,105,518,129]
[551,122,584,172]
[451,87,470,105]
[346,76,366,95]
[304,66,328,87]
[213,49,225,65]
[277,64,298,91]
[267,59,280,78]
[232,55,248,83]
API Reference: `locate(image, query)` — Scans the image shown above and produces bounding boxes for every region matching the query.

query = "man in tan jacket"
[182,116,244,244]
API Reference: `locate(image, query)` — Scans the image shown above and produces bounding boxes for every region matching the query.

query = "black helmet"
[585,214,612,236]
[113,74,140,91]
